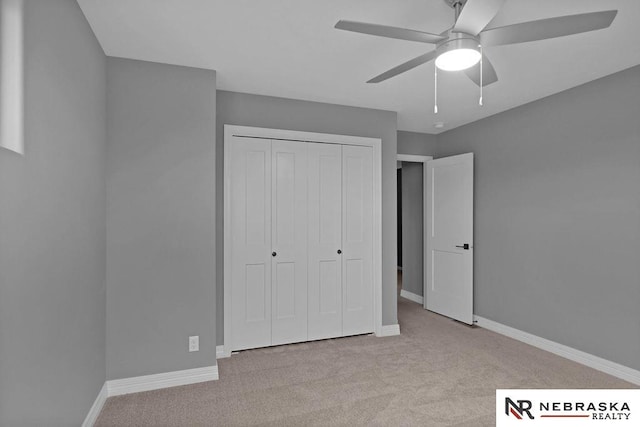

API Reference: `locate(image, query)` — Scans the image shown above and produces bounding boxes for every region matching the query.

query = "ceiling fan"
[335,0,617,86]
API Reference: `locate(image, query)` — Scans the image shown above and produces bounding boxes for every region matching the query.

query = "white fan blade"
[464,54,498,87]
[480,10,617,46]
[367,50,438,83]
[335,20,446,44]
[453,0,506,36]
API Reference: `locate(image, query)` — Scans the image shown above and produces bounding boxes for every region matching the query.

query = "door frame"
[396,154,432,306]
[223,125,383,357]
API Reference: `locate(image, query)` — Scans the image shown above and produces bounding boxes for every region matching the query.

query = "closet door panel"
[308,143,343,340]
[342,145,374,336]
[271,140,308,345]
[229,137,272,351]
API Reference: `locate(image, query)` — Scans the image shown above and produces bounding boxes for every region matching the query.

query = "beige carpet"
[96,296,635,426]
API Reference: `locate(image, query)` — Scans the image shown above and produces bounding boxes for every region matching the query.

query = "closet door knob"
[337,249,342,254]
[272,251,277,257]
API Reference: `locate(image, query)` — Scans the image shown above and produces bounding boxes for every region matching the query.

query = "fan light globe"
[435,48,481,71]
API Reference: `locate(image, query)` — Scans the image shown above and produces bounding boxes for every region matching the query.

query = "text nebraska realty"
[507,397,632,420]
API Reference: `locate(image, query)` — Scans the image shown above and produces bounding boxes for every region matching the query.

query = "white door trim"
[396,154,432,308]
[397,154,431,163]
[224,125,383,356]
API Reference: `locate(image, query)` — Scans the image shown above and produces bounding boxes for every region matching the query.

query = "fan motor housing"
[436,31,480,56]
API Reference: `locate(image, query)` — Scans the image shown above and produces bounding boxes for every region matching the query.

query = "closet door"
[271,140,308,345]
[307,143,343,340]
[229,137,272,351]
[342,145,374,336]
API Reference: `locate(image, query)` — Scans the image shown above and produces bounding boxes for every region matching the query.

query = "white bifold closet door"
[341,145,374,336]
[229,137,272,351]
[270,140,308,346]
[229,138,309,350]
[230,137,373,352]
[307,143,342,340]
[308,143,374,338]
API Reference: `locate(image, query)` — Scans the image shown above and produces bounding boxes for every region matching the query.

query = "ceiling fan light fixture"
[434,36,481,71]
[435,48,481,71]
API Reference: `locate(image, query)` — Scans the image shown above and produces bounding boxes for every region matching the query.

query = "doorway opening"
[396,154,431,309]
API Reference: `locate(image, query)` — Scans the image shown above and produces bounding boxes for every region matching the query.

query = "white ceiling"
[77,0,640,134]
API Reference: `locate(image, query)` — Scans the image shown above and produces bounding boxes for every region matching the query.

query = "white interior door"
[229,137,272,350]
[425,153,474,325]
[307,143,343,340]
[342,145,374,336]
[271,140,308,345]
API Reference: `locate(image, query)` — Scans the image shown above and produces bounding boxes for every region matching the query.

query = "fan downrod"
[443,0,467,20]
[443,0,466,8]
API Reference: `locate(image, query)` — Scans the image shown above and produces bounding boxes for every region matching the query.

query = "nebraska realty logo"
[496,390,640,426]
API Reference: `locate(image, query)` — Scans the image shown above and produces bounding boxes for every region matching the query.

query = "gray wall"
[401,163,424,297]
[437,65,640,371]
[106,58,216,380]
[216,91,398,344]
[398,130,437,156]
[0,0,106,425]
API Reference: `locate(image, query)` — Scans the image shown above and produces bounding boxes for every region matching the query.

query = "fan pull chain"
[434,66,438,114]
[479,45,483,106]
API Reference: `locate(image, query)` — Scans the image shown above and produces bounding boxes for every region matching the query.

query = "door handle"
[455,244,470,250]
[337,249,342,254]
[272,251,277,257]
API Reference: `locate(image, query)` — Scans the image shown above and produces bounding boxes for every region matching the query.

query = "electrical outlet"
[188,335,199,352]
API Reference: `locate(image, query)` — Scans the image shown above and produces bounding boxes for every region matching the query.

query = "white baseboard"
[82,383,107,427]
[400,289,424,305]
[84,366,220,424]
[377,324,400,337]
[216,345,230,359]
[106,365,219,397]
[474,315,640,386]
